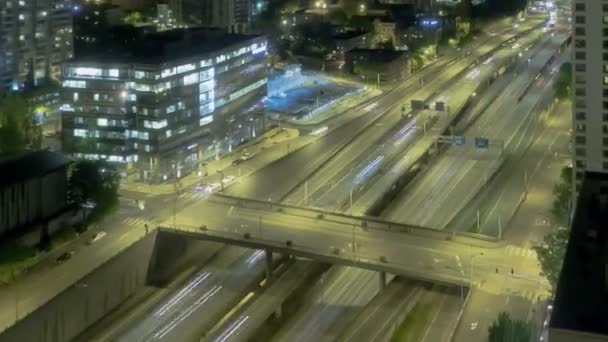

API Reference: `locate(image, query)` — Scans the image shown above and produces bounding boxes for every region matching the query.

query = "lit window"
[135,71,146,79]
[19,35,24,41]
[200,59,212,67]
[183,73,199,85]
[144,119,168,129]
[72,67,102,78]
[62,80,86,88]
[74,129,87,137]
[200,116,213,126]
[108,69,119,78]
[176,63,196,74]
[161,67,176,78]
[128,94,137,101]
[93,93,99,101]
[73,92,79,102]
[97,118,108,126]
[133,83,151,92]
[19,14,24,20]
[167,105,176,114]
[166,130,172,138]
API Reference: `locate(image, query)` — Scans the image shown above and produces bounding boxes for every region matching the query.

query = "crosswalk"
[504,245,537,258]
[120,217,148,228]
[505,288,543,303]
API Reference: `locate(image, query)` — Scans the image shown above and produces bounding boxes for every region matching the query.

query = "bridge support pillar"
[378,271,387,290]
[265,249,273,282]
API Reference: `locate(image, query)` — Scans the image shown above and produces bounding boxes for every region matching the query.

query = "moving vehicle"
[87,231,107,245]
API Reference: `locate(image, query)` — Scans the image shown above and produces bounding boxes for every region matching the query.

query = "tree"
[123,11,144,26]
[339,0,362,18]
[68,160,121,223]
[376,40,395,50]
[551,166,572,226]
[488,312,536,342]
[554,62,572,100]
[0,95,41,155]
[533,226,569,291]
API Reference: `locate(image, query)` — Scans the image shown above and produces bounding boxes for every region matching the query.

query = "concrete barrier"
[0,231,157,342]
[0,230,222,342]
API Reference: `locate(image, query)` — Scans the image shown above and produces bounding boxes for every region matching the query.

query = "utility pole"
[304,181,308,206]
[349,188,354,215]
[498,215,502,240]
[476,209,480,233]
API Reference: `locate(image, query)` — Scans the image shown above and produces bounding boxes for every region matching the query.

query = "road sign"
[475,137,489,149]
[452,136,466,146]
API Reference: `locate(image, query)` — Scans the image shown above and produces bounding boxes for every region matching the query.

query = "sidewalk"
[120,127,302,196]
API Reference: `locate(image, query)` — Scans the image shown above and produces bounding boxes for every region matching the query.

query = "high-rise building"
[61,27,268,182]
[0,0,74,92]
[192,0,256,33]
[549,171,608,342]
[572,1,607,191]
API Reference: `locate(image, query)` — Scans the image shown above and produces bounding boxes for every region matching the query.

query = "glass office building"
[61,28,268,182]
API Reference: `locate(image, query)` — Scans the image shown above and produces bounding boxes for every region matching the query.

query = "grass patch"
[390,303,434,342]
[0,241,38,284]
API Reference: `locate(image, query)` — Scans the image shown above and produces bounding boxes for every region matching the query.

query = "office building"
[572,1,608,191]
[0,0,74,92]
[193,0,256,33]
[61,27,268,182]
[549,171,608,342]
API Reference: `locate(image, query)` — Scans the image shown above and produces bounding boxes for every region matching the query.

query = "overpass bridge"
[164,194,542,287]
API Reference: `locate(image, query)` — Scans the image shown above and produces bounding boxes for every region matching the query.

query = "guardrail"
[211,194,503,248]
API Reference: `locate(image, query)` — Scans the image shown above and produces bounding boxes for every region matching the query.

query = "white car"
[222,175,236,184]
[206,183,222,193]
[87,231,106,245]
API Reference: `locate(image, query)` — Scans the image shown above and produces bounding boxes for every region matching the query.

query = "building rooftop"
[346,48,406,62]
[0,150,71,189]
[550,171,608,335]
[332,30,367,40]
[72,27,262,64]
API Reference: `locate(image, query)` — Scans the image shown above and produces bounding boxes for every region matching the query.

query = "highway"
[225,17,544,203]
[384,31,569,230]
[270,266,383,342]
[0,12,551,342]
[203,260,321,342]
[199,15,549,342]
[336,278,423,342]
[106,247,265,342]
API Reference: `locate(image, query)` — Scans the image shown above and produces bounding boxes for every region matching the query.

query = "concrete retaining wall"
[0,230,222,342]
[147,230,223,286]
[0,231,157,342]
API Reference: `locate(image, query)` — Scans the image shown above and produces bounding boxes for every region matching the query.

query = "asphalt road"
[224,18,544,203]
[114,246,265,342]
[0,12,548,341]
[270,266,382,342]
[336,278,423,342]
[384,32,569,230]
[203,260,319,342]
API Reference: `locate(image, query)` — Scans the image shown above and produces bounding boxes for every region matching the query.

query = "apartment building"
[0,0,73,91]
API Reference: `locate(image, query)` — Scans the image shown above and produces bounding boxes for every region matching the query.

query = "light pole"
[217,170,225,191]
[173,180,181,228]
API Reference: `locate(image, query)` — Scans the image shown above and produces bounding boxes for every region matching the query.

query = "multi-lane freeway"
[0,8,567,342]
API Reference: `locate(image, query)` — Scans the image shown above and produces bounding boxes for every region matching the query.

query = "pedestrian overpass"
[164,194,515,287]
